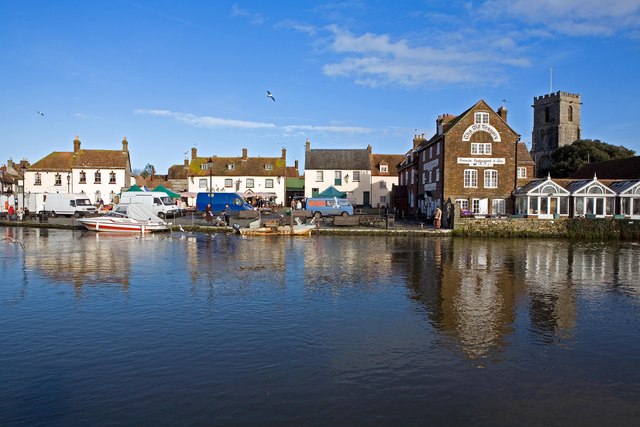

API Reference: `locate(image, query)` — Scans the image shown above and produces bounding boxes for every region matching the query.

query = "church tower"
[531,91,581,177]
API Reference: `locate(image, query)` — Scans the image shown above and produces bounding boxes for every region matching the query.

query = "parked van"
[45,193,97,218]
[119,191,180,218]
[195,192,253,214]
[306,197,354,218]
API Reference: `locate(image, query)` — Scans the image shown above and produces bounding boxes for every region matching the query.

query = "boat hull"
[237,225,314,236]
[78,218,167,233]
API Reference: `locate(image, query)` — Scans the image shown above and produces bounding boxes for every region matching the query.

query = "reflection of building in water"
[524,241,576,341]
[24,230,133,295]
[438,240,519,359]
[303,236,396,295]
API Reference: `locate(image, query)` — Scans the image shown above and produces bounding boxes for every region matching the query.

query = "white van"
[119,191,180,219]
[46,193,97,218]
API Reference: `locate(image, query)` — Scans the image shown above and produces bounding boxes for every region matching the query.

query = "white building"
[24,136,133,204]
[187,147,287,206]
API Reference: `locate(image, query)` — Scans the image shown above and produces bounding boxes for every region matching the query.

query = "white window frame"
[456,199,469,211]
[353,171,360,182]
[199,178,207,188]
[380,164,388,173]
[246,178,254,188]
[471,143,492,155]
[464,169,478,188]
[224,178,233,188]
[517,167,527,178]
[435,168,439,182]
[492,199,506,214]
[315,171,324,182]
[475,112,489,124]
[472,199,481,214]
[484,169,498,188]
[265,179,274,188]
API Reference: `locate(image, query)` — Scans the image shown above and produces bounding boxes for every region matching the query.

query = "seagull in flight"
[266,90,276,102]
[36,111,45,117]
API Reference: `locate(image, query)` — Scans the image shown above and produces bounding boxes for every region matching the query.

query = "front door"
[363,191,370,207]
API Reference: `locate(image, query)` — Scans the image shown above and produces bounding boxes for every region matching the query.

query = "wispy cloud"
[134,109,276,129]
[282,124,372,134]
[275,19,317,36]
[322,25,529,88]
[481,0,640,36]
[230,3,265,25]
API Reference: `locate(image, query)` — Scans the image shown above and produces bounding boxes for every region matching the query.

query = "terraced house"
[24,136,133,205]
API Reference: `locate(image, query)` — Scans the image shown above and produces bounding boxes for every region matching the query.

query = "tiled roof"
[30,149,129,171]
[517,142,534,164]
[569,156,640,179]
[190,156,286,177]
[285,165,300,178]
[370,154,405,176]
[305,149,371,170]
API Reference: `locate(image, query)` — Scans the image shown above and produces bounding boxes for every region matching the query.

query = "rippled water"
[1,227,639,426]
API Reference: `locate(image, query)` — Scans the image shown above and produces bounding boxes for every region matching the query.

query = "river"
[1,227,639,426]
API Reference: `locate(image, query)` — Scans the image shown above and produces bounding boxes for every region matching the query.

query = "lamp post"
[67,173,70,193]
[207,157,214,207]
[21,164,26,212]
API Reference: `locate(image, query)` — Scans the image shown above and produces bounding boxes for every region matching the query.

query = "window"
[421,151,425,161]
[456,199,469,211]
[472,199,481,214]
[380,196,387,203]
[79,171,86,184]
[435,168,439,182]
[464,170,478,188]
[94,171,101,184]
[199,178,207,188]
[353,171,360,182]
[265,164,273,171]
[568,106,573,122]
[316,171,323,182]
[55,173,62,186]
[225,179,233,188]
[475,112,489,124]
[422,172,426,184]
[200,163,209,170]
[227,164,235,170]
[428,170,432,183]
[379,181,386,189]
[517,167,527,178]
[471,143,492,155]
[429,146,433,158]
[484,170,498,188]
[246,178,254,188]
[334,171,342,186]
[380,164,388,173]
[265,179,274,188]
[492,199,505,214]
[109,171,116,184]
[436,142,440,155]
[545,107,550,122]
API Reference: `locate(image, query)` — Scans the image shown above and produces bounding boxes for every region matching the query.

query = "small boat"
[78,204,168,233]
[233,217,315,236]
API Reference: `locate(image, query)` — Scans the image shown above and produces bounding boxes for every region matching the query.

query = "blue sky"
[1,0,639,172]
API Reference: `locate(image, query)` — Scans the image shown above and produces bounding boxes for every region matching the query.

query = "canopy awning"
[152,184,181,198]
[318,186,346,198]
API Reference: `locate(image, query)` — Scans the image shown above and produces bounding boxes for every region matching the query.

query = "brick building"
[400,100,532,219]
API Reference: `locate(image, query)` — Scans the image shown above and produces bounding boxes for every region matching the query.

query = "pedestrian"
[223,204,230,226]
[434,206,442,229]
[291,198,296,210]
[204,204,212,223]
[296,200,302,210]
[8,204,16,221]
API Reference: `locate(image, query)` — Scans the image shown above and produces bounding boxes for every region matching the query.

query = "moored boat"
[233,217,315,236]
[78,204,168,233]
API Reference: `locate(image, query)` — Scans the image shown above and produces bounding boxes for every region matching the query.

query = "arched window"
[544,107,550,122]
[568,105,573,122]
[587,186,603,194]
[542,185,556,195]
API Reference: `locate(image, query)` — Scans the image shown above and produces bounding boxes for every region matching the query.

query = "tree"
[139,163,154,179]
[549,139,635,178]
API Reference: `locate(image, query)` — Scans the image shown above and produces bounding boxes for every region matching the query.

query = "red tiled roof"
[570,156,640,179]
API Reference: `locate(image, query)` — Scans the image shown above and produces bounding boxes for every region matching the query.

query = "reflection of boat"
[233,217,315,236]
[78,204,168,233]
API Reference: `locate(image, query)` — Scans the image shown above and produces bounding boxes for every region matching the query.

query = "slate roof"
[370,154,405,176]
[305,149,371,170]
[569,156,640,179]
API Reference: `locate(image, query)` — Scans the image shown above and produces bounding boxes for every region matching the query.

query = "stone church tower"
[531,91,581,176]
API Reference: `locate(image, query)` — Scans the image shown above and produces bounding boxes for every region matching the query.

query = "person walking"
[204,204,212,224]
[434,206,442,229]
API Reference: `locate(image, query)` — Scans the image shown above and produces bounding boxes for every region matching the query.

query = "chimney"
[294,160,298,170]
[413,133,425,148]
[367,144,372,154]
[281,147,286,160]
[73,136,81,153]
[497,106,508,122]
[305,139,311,152]
[184,159,189,166]
[122,136,128,152]
[242,148,248,160]
[191,147,197,160]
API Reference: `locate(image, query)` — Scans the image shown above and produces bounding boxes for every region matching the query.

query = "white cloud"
[134,109,276,129]
[282,124,372,134]
[322,25,529,87]
[482,0,640,36]
[230,3,265,25]
[275,20,317,35]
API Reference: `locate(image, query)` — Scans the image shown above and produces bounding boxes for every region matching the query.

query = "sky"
[1,0,639,173]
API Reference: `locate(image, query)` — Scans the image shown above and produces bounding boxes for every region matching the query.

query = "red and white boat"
[78,204,168,233]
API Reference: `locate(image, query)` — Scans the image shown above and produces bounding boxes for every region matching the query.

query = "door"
[363,191,370,207]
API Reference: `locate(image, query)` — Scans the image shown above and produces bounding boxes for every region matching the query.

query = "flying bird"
[36,111,45,117]
[266,90,276,102]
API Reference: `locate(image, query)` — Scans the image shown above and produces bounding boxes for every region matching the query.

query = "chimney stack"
[497,106,508,122]
[367,144,372,154]
[305,139,311,152]
[294,159,298,170]
[242,148,248,160]
[191,147,197,160]
[73,136,81,153]
[122,136,128,152]
[281,147,286,160]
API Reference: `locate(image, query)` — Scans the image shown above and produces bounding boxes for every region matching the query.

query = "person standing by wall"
[434,206,442,229]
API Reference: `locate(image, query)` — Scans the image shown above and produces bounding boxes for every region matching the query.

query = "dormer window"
[474,112,489,124]
[380,164,388,173]
[227,164,235,170]
[200,163,209,170]
[264,164,273,171]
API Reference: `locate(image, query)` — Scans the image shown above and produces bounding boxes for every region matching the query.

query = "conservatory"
[610,180,640,219]
[566,178,616,218]
[514,177,570,219]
